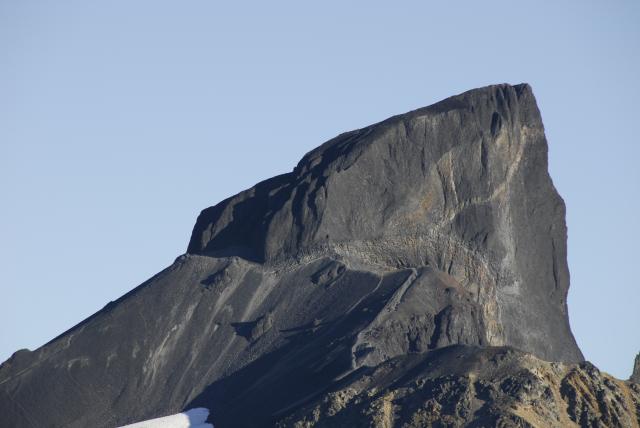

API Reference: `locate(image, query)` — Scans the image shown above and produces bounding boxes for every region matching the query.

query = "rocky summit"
[1,84,637,427]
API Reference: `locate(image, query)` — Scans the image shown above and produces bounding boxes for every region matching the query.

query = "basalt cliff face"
[1,84,637,428]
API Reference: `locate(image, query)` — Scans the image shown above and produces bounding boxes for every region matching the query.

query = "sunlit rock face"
[0,84,589,428]
[279,346,640,428]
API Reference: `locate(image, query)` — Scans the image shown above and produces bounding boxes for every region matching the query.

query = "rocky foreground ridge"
[279,346,640,428]
[1,84,638,427]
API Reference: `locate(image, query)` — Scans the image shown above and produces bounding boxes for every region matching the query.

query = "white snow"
[118,407,213,428]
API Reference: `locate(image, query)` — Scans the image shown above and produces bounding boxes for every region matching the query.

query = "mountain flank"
[1,84,637,428]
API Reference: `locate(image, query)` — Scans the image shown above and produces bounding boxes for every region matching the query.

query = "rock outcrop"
[632,353,640,383]
[2,84,630,428]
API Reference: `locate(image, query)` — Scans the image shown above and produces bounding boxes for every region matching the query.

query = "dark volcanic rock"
[0,84,593,428]
[189,83,581,364]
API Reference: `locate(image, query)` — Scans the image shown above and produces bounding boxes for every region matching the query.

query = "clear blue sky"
[1,1,638,379]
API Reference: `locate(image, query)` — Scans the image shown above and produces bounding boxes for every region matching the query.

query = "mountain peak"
[1,84,599,428]
[187,83,581,363]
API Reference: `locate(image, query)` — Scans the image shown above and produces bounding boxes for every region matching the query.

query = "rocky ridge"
[279,346,640,428]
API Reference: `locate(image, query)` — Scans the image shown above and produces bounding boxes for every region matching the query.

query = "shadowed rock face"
[0,84,590,428]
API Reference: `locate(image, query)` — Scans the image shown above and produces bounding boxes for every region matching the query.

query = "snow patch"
[118,408,213,428]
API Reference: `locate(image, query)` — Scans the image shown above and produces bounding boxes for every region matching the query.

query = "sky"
[0,1,638,379]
